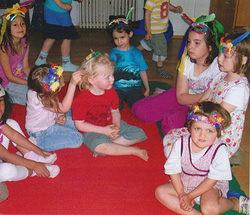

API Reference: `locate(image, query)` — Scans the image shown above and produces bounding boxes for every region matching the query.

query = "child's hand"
[109,124,120,140]
[179,193,195,211]
[62,3,72,11]
[70,70,83,86]
[174,6,183,13]
[33,162,50,178]
[41,150,52,157]
[144,89,150,97]
[55,114,66,125]
[145,32,152,40]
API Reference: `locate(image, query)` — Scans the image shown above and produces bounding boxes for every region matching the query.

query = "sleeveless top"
[180,134,229,197]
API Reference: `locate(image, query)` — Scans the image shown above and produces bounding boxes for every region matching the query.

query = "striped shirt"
[144,0,170,34]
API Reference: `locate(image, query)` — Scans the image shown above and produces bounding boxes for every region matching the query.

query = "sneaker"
[24,151,57,165]
[62,62,79,72]
[239,196,249,214]
[156,67,173,79]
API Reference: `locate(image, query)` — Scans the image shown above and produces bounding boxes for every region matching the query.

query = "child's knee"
[0,163,19,182]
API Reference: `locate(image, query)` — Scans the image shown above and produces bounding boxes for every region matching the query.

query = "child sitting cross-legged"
[72,52,148,161]
[155,101,249,215]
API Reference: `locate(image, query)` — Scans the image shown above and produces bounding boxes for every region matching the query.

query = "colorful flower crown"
[187,104,224,129]
[219,32,250,54]
[86,51,101,60]
[108,7,134,29]
[44,64,63,92]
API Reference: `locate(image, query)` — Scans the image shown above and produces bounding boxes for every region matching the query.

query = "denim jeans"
[27,115,83,151]
[5,81,28,106]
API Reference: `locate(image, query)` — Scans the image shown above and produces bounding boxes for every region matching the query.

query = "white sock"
[0,163,29,182]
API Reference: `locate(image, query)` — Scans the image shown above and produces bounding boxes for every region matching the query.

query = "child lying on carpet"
[0,83,60,185]
[72,52,148,161]
[25,64,83,151]
[155,101,249,215]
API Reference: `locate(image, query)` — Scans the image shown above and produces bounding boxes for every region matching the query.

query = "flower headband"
[108,7,134,29]
[182,13,216,34]
[86,51,101,60]
[44,64,63,92]
[0,2,31,44]
[187,104,224,129]
[219,32,250,54]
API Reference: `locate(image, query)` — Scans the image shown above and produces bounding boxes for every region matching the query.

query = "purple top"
[0,38,27,88]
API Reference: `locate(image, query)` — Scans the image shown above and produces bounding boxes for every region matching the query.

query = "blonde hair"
[78,53,115,90]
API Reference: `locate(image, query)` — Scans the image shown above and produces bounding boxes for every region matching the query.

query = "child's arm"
[144,9,152,41]
[0,144,50,178]
[2,124,51,158]
[199,87,212,102]
[140,71,150,96]
[53,0,72,11]
[22,44,30,76]
[111,108,121,128]
[176,73,203,105]
[0,48,27,85]
[169,4,183,13]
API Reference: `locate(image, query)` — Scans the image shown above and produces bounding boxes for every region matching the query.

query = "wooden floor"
[28,29,249,196]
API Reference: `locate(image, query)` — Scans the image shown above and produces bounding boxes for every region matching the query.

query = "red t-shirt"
[72,88,119,128]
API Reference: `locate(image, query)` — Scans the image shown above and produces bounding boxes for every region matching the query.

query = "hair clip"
[86,51,101,60]
[219,32,250,54]
[187,104,224,129]
[44,64,63,92]
[108,7,134,29]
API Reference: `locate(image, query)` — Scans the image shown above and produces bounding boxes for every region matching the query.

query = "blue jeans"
[5,81,28,105]
[27,116,83,151]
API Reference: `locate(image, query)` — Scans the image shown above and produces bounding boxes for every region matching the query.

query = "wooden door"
[210,0,238,33]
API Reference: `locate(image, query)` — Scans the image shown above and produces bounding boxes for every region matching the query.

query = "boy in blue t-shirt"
[108,13,150,110]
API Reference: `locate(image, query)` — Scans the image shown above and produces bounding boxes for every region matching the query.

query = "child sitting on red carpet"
[72,52,148,161]
[0,83,60,184]
[155,101,249,215]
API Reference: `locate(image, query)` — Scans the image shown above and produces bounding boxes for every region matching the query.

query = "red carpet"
[0,89,179,215]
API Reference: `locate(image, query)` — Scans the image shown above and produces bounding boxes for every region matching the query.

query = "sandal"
[227,191,249,214]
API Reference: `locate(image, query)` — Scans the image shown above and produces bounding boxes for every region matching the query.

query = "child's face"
[190,120,217,153]
[90,65,114,94]
[0,96,5,119]
[187,31,211,62]
[10,16,26,40]
[112,30,132,51]
[218,50,236,74]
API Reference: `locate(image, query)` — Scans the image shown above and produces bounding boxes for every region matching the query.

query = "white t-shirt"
[164,137,232,181]
[25,90,57,133]
[181,57,221,95]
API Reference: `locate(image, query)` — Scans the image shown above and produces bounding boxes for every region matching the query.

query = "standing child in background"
[138,0,182,78]
[133,14,224,136]
[0,3,31,105]
[35,0,82,72]
[200,32,250,158]
[108,8,150,110]
[25,64,83,151]
[156,101,249,215]
[0,84,60,185]
[72,52,148,161]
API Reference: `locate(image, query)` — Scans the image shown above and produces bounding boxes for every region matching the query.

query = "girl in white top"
[201,32,250,157]
[132,14,224,136]
[155,101,249,215]
[25,64,83,151]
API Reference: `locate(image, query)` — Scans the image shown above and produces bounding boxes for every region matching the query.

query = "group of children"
[0,1,249,214]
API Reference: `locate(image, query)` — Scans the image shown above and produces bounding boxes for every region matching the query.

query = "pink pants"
[132,87,189,135]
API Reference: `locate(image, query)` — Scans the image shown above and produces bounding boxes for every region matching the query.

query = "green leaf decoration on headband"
[196,13,215,24]
[126,7,134,21]
[86,51,101,60]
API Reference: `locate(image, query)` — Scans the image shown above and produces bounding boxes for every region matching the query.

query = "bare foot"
[229,197,239,212]
[93,153,98,158]
[133,147,149,161]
